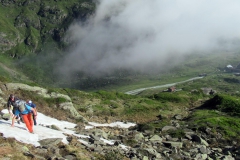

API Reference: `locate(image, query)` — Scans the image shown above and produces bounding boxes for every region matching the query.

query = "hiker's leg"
[22,114,33,133]
[20,114,24,123]
[12,108,17,118]
[9,105,14,118]
[33,117,37,125]
[32,114,37,125]
[12,108,20,121]
[27,113,34,129]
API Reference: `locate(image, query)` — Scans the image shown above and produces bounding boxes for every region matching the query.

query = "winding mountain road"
[125,76,204,95]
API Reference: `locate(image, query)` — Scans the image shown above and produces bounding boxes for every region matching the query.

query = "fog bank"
[57,0,240,77]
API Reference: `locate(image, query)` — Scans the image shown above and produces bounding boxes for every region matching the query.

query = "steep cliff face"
[0,0,95,57]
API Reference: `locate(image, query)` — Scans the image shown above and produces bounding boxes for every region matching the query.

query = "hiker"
[11,101,37,133]
[7,94,21,124]
[27,100,37,125]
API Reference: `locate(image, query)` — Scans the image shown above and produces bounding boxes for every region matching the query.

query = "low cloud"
[57,0,240,77]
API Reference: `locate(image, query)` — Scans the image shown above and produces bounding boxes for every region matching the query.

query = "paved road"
[125,76,204,95]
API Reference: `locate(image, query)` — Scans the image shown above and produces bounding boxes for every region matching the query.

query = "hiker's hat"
[28,100,32,104]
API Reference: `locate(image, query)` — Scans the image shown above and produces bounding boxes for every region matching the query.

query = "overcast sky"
[57,0,240,77]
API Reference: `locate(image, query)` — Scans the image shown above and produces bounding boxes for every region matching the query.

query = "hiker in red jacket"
[11,101,37,133]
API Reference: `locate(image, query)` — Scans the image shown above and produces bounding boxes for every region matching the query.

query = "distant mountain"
[0,0,95,57]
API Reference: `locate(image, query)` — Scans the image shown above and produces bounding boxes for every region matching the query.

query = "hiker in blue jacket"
[27,100,37,125]
[11,101,37,133]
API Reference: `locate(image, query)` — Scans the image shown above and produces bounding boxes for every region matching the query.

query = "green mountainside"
[0,0,95,56]
[0,0,97,87]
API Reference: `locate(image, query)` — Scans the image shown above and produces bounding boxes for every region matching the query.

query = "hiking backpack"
[15,100,27,112]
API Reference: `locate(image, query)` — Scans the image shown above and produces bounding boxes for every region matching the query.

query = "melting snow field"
[0,109,136,148]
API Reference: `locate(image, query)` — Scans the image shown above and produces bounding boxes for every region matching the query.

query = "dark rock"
[63,155,76,160]
[38,138,63,147]
[162,126,177,132]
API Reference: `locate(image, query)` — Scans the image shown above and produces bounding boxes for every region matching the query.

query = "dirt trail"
[125,76,204,95]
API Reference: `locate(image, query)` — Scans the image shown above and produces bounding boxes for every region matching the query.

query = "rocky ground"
[0,82,239,160]
[0,111,239,160]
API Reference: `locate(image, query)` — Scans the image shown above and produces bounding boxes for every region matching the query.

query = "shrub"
[137,123,154,132]
[78,107,88,112]
[152,92,187,103]
[207,94,240,116]
[124,104,149,115]
[187,110,240,140]
[0,76,10,82]
[104,151,124,160]
[44,97,68,106]
[167,129,185,138]
[125,139,138,147]
[95,90,117,100]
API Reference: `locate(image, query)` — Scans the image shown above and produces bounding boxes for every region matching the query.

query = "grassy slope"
[0,0,95,86]
[125,51,240,95]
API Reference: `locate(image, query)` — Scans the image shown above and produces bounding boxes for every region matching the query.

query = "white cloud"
[57,0,240,76]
